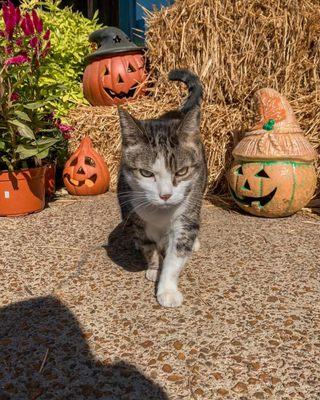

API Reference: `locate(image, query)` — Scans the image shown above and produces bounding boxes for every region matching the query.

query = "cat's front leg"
[141,243,160,282]
[157,222,198,307]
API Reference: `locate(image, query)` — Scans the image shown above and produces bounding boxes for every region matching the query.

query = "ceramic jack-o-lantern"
[63,137,110,196]
[83,27,147,106]
[228,88,318,217]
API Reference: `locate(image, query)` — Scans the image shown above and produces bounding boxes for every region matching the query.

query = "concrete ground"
[0,192,320,400]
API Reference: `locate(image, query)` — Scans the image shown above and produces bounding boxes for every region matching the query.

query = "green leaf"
[35,148,49,160]
[8,119,35,140]
[36,137,59,146]
[23,101,46,110]
[14,110,32,122]
[16,143,39,159]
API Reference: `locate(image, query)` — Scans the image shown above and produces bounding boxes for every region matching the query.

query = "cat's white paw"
[193,237,200,252]
[157,289,183,308]
[145,269,159,282]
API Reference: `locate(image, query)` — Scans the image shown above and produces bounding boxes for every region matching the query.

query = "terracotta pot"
[0,166,46,217]
[228,88,318,217]
[63,136,110,196]
[45,162,56,198]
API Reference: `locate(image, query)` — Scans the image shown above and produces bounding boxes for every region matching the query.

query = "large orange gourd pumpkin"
[228,88,317,217]
[83,27,147,106]
[63,137,110,196]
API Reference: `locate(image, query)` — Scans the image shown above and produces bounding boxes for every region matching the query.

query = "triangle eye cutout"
[243,180,251,190]
[236,166,243,175]
[104,67,110,76]
[127,63,136,73]
[256,169,269,178]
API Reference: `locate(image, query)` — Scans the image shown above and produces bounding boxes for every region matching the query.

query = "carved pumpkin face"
[83,52,147,106]
[228,160,316,217]
[63,137,110,196]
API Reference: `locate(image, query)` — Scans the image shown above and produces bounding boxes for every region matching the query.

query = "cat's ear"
[118,108,146,146]
[179,107,200,141]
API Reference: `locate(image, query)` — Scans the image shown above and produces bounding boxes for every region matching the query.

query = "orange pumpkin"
[63,137,110,196]
[228,88,317,217]
[83,52,147,106]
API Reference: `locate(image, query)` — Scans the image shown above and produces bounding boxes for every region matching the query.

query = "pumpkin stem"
[263,119,275,131]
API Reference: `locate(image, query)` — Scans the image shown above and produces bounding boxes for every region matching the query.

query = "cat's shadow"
[105,222,147,273]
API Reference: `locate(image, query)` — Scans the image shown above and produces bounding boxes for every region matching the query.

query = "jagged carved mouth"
[104,85,138,99]
[230,187,277,207]
[64,174,97,188]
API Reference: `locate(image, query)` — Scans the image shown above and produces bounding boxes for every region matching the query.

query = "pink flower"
[62,132,72,140]
[26,13,35,35]
[32,10,43,34]
[41,40,51,58]
[2,2,16,39]
[20,13,34,36]
[4,54,29,66]
[15,38,23,46]
[2,1,19,39]
[30,36,39,49]
[43,29,50,41]
[5,45,13,54]
[57,123,74,134]
[10,92,19,101]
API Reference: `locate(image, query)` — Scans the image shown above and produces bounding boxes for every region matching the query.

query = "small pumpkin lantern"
[83,27,147,106]
[228,88,317,217]
[63,136,110,196]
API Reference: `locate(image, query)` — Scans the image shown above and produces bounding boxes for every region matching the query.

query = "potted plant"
[0,2,72,215]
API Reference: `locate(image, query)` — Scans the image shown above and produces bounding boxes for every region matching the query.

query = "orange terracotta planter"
[0,166,46,217]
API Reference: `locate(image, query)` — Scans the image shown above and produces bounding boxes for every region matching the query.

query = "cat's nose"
[159,193,172,201]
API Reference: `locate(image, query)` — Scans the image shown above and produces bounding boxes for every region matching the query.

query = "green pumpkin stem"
[263,119,276,131]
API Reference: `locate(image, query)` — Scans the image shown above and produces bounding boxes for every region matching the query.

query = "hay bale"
[68,0,320,196]
[146,0,320,105]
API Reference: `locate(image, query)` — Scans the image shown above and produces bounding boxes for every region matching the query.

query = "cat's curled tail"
[168,69,203,114]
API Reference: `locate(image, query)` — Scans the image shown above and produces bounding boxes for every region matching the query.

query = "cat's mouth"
[103,86,138,100]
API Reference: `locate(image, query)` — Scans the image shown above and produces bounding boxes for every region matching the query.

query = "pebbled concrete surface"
[0,192,319,399]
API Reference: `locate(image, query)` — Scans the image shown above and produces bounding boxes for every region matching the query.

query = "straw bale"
[68,0,320,197]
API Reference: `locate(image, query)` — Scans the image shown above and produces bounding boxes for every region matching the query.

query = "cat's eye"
[176,167,189,177]
[139,169,154,178]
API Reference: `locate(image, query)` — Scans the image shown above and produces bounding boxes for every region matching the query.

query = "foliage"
[16,0,102,116]
[0,1,72,171]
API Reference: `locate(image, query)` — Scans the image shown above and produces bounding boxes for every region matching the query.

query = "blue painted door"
[119,0,174,43]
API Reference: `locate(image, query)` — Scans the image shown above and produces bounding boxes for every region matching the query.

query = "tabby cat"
[117,69,207,307]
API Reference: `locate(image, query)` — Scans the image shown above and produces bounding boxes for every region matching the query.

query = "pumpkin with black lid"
[83,27,147,106]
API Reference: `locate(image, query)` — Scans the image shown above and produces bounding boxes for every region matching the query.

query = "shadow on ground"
[105,222,147,273]
[0,296,168,400]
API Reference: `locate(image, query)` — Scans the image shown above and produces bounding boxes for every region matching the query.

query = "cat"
[117,69,207,308]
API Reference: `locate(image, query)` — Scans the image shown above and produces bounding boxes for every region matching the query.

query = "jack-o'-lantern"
[63,136,110,196]
[83,27,147,106]
[228,88,317,217]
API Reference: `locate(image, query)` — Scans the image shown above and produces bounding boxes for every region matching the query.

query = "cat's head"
[118,107,204,206]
